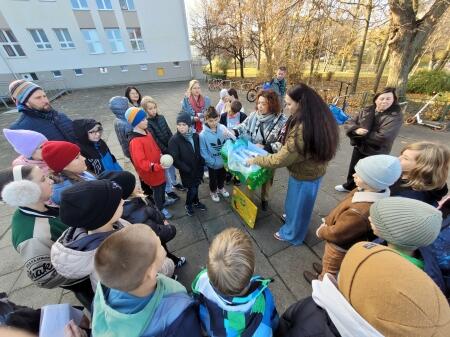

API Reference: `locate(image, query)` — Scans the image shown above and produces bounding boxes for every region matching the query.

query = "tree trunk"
[428,51,437,70]
[434,41,450,70]
[234,57,237,77]
[209,59,213,74]
[373,52,389,93]
[239,58,245,78]
[375,33,389,73]
[386,0,449,99]
[340,55,347,71]
[351,0,372,94]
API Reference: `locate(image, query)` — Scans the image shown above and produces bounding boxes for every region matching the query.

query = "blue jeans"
[279,176,322,245]
[164,166,178,193]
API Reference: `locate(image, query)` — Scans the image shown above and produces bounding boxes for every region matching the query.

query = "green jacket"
[253,125,327,181]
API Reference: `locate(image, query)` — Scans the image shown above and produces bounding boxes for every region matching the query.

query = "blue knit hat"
[9,80,42,105]
[125,107,147,127]
[354,155,401,191]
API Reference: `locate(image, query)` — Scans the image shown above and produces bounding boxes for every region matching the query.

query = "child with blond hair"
[192,228,278,336]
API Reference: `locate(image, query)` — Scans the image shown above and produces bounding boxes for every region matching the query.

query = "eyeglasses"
[88,127,103,135]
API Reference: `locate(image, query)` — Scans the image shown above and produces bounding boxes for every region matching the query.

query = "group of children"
[1,79,449,336]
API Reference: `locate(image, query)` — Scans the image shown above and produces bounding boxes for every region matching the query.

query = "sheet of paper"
[39,304,84,337]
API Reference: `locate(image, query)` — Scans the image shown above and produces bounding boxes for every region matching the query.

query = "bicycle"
[246,83,262,102]
[404,92,448,131]
[208,78,224,91]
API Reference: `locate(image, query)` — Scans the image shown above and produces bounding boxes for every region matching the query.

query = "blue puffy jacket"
[109,96,133,158]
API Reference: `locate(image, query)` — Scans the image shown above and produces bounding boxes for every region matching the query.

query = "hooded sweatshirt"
[192,269,279,337]
[109,96,133,158]
[92,274,201,337]
[199,123,229,169]
[73,119,122,175]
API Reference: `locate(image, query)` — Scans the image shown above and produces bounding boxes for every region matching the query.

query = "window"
[120,65,128,72]
[52,70,62,78]
[96,0,112,10]
[74,68,83,76]
[53,28,75,49]
[173,61,180,67]
[128,28,144,51]
[71,0,88,9]
[99,67,108,73]
[140,64,148,71]
[157,67,165,77]
[105,28,125,53]
[29,29,52,49]
[119,0,135,10]
[21,73,39,81]
[0,29,26,57]
[81,29,104,54]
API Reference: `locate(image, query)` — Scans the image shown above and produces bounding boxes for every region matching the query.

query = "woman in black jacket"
[336,87,403,192]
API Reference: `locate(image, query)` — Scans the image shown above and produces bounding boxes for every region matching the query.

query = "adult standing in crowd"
[234,89,287,211]
[248,84,339,244]
[270,66,287,107]
[124,86,142,108]
[335,87,403,192]
[9,80,76,142]
[181,80,211,133]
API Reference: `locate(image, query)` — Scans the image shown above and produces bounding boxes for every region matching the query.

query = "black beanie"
[176,112,192,127]
[60,180,123,230]
[97,170,136,199]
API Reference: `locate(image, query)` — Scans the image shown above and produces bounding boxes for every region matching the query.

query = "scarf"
[181,128,195,151]
[248,112,280,145]
[18,104,56,121]
[188,95,205,133]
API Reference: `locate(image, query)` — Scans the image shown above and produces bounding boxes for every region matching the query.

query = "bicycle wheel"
[247,89,258,102]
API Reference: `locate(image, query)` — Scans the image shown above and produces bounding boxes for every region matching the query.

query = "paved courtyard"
[0,81,449,314]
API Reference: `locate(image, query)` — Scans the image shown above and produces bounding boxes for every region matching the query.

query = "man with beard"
[8,80,76,142]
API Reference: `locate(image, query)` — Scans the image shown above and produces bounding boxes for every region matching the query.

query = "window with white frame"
[120,65,128,72]
[140,64,148,71]
[119,0,135,10]
[99,67,108,73]
[81,29,104,54]
[96,0,112,10]
[21,73,39,81]
[74,68,83,76]
[127,28,144,51]
[52,70,62,78]
[0,29,26,57]
[105,28,125,53]
[29,29,52,49]
[173,61,180,67]
[53,28,75,49]
[71,0,88,9]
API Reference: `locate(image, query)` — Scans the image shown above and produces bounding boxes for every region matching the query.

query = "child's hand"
[65,320,88,337]
[163,220,170,225]
[355,128,368,136]
[316,223,327,238]
[246,158,256,166]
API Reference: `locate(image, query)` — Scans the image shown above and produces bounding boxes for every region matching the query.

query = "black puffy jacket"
[147,114,173,154]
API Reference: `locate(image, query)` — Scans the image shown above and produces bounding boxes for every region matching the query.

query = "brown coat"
[318,188,390,250]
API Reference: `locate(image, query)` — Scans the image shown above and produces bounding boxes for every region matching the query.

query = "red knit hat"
[42,141,80,173]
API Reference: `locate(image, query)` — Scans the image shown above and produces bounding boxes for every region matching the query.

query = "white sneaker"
[335,185,350,193]
[210,192,220,202]
[218,188,229,198]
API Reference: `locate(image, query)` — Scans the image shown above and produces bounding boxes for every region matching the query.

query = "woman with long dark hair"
[335,87,403,192]
[248,83,339,245]
[125,86,142,107]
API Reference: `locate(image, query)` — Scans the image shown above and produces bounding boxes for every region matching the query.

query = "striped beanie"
[9,79,42,105]
[125,107,147,127]
[370,197,442,250]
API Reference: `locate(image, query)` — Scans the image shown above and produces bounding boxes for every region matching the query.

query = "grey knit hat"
[370,197,442,250]
[176,112,192,127]
[355,155,401,191]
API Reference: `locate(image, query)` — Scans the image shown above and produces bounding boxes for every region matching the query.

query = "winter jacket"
[390,178,448,207]
[10,104,76,142]
[270,78,287,101]
[192,269,279,337]
[147,114,173,154]
[168,132,204,188]
[431,222,450,296]
[253,125,327,181]
[318,188,389,250]
[109,96,133,158]
[234,111,287,153]
[220,111,247,130]
[51,222,125,291]
[12,156,49,176]
[51,171,97,205]
[199,123,229,169]
[92,274,202,337]
[73,119,122,175]
[128,131,165,187]
[10,206,81,289]
[180,95,212,133]
[344,105,403,156]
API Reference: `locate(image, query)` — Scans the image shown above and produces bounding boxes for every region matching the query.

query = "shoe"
[193,201,207,211]
[210,192,220,202]
[163,197,177,207]
[173,183,186,191]
[303,270,319,285]
[185,205,194,216]
[261,200,268,211]
[218,188,229,198]
[176,256,187,268]
[273,231,286,241]
[167,191,180,200]
[161,208,172,219]
[312,262,323,274]
[204,171,209,179]
[234,179,241,186]
[282,214,286,222]
[335,185,350,193]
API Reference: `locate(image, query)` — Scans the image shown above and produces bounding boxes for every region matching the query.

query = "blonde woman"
[392,141,449,207]
[180,80,211,133]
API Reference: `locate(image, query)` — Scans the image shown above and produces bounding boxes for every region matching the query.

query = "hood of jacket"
[127,130,147,143]
[109,96,129,121]
[73,118,100,145]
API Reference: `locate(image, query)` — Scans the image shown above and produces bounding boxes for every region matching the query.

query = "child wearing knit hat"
[308,155,402,282]
[369,196,446,293]
[3,129,50,175]
[125,107,173,220]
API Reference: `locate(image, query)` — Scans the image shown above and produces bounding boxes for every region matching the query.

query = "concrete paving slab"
[246,214,290,256]
[269,275,296,316]
[173,239,209,289]
[0,270,21,294]
[11,268,34,292]
[0,246,24,275]
[9,285,63,309]
[0,229,12,249]
[166,215,205,252]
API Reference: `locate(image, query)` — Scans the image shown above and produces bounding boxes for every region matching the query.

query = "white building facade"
[0,0,192,90]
